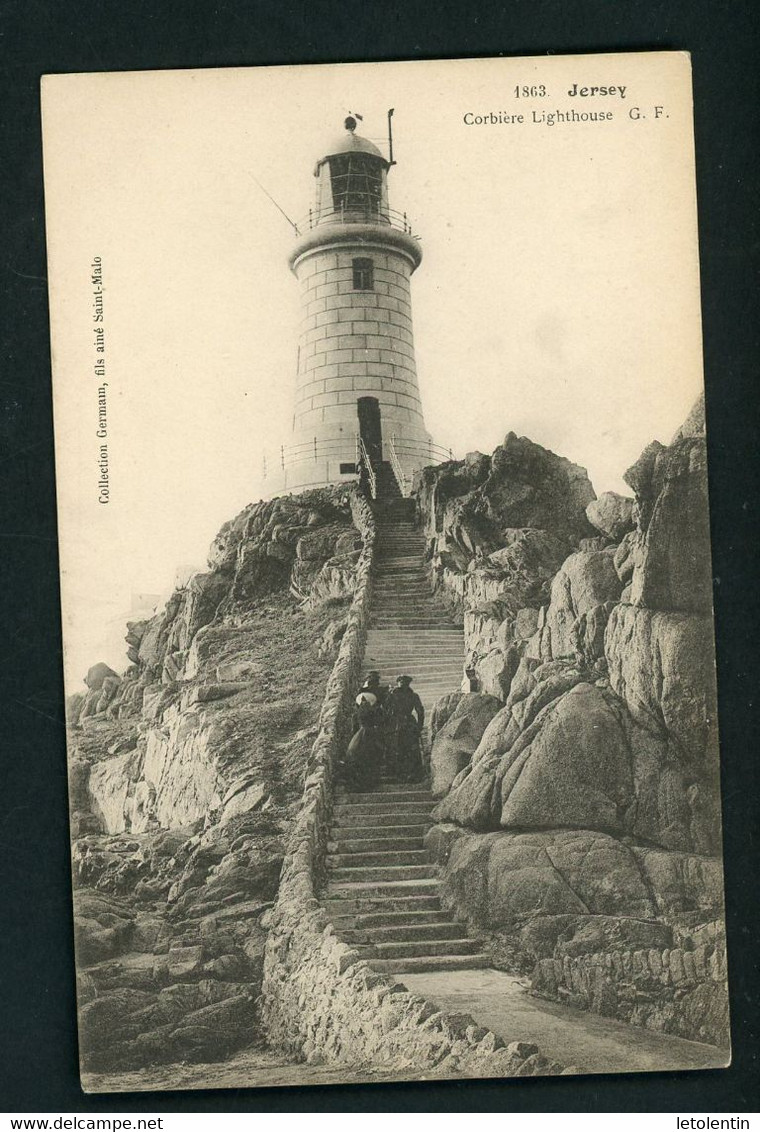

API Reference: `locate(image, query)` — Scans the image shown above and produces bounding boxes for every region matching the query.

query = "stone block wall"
[531,920,729,1048]
[260,487,569,1078]
[294,248,424,435]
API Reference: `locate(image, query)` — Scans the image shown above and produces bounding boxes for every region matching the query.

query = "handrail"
[356,435,377,500]
[388,434,455,497]
[262,433,455,487]
[295,205,418,239]
[390,439,454,463]
[388,435,411,497]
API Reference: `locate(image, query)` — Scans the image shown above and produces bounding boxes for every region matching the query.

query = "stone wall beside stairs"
[260,488,570,1079]
[531,926,729,1048]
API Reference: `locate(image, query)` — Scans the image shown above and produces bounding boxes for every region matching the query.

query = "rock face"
[625,437,713,615]
[417,433,596,567]
[417,401,726,1048]
[586,491,635,541]
[430,693,502,798]
[416,434,597,699]
[67,486,372,1076]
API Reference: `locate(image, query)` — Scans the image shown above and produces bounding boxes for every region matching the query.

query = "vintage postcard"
[41,52,729,1092]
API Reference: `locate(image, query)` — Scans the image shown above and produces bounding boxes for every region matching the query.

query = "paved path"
[401,968,729,1075]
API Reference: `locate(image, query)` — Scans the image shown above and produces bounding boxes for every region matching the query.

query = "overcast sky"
[42,54,702,689]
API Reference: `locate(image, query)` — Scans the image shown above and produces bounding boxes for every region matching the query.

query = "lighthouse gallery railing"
[294,204,419,238]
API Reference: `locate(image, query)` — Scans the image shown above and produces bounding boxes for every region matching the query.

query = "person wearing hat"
[387,674,425,783]
[342,673,388,790]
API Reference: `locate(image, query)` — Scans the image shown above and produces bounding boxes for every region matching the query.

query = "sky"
[42,54,703,688]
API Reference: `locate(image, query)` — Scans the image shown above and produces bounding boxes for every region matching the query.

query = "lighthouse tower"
[275,114,437,496]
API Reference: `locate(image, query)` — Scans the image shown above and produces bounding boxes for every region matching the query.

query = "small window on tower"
[352,257,374,291]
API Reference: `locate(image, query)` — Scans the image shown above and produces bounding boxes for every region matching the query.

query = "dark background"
[1,0,758,1113]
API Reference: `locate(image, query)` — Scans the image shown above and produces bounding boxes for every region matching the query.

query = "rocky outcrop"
[586,492,635,542]
[415,434,597,699]
[417,433,596,564]
[67,486,372,1076]
[430,693,502,798]
[418,400,726,1049]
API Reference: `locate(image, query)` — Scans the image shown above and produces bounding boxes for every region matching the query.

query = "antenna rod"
[387,108,396,167]
[247,170,300,234]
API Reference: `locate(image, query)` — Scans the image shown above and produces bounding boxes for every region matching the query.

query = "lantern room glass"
[328,154,383,219]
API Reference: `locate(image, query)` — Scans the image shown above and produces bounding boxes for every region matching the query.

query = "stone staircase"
[324,781,488,973]
[365,495,464,716]
[322,484,487,974]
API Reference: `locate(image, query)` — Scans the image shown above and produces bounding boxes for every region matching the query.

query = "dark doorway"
[357,396,383,469]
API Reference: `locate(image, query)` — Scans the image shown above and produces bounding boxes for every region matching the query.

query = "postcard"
[41,51,729,1092]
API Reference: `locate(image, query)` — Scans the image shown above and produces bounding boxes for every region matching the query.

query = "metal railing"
[388,434,455,497]
[356,435,377,500]
[265,437,357,472]
[261,433,454,498]
[295,204,418,238]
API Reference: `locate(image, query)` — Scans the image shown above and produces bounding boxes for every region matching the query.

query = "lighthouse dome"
[316,121,387,169]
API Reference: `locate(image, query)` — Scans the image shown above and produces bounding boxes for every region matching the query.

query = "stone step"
[342,922,468,944]
[325,878,441,899]
[392,672,462,680]
[373,584,436,590]
[334,789,432,803]
[328,836,424,854]
[373,619,459,627]
[363,660,463,667]
[366,632,462,638]
[372,599,444,607]
[333,799,435,815]
[366,638,463,645]
[367,954,491,974]
[365,665,462,675]
[332,810,434,828]
[328,863,437,883]
[330,908,449,929]
[335,783,430,792]
[376,538,425,545]
[330,824,430,842]
[366,655,462,662]
[358,936,484,960]
[322,893,442,915]
[327,849,431,869]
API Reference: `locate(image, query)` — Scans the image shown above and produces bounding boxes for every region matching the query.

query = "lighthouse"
[272,114,443,497]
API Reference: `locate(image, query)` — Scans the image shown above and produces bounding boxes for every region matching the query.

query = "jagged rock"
[430,693,465,739]
[473,643,524,700]
[625,433,712,615]
[67,692,86,727]
[68,757,91,811]
[428,826,723,932]
[605,604,719,778]
[317,618,347,658]
[74,890,135,964]
[146,991,254,1063]
[518,913,672,962]
[435,655,713,853]
[586,492,635,541]
[430,694,502,798]
[88,748,145,834]
[670,391,706,442]
[542,548,623,661]
[85,662,119,691]
[418,434,596,570]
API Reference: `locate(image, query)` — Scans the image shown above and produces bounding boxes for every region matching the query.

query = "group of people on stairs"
[341,670,425,790]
